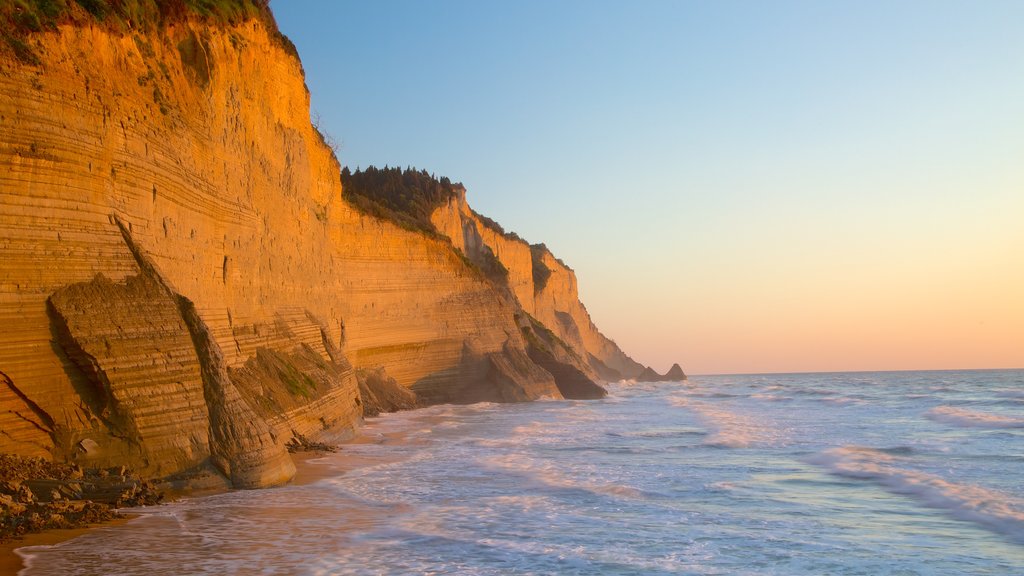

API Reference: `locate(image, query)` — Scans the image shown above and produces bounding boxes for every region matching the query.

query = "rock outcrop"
[664,363,688,381]
[356,368,418,417]
[0,7,646,487]
[0,453,162,542]
[635,363,688,382]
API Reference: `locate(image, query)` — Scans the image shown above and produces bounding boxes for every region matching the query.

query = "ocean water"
[18,370,1024,575]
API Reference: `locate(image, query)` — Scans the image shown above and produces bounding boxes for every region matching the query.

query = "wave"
[371,505,708,575]
[996,390,1024,399]
[750,392,793,402]
[791,387,836,396]
[927,406,1024,429]
[669,396,780,448]
[809,446,1024,544]
[606,428,704,440]
[688,391,739,399]
[481,454,648,500]
[819,397,861,406]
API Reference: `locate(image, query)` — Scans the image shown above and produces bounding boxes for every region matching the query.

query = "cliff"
[0,8,642,488]
[431,190,643,381]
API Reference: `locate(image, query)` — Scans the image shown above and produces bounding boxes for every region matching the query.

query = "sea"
[17,369,1024,575]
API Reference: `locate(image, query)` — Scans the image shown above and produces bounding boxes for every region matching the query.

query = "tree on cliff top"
[341,166,464,238]
[341,166,511,285]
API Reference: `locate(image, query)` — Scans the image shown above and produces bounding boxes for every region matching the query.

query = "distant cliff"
[0,5,643,488]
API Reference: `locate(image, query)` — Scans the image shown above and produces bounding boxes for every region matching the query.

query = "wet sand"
[0,517,132,575]
[2,414,423,574]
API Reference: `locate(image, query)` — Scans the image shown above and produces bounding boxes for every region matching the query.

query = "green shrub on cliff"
[0,0,295,64]
[342,166,512,285]
[1,0,270,28]
[341,166,464,238]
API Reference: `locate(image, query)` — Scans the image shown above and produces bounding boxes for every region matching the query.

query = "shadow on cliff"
[44,284,156,469]
[409,340,559,405]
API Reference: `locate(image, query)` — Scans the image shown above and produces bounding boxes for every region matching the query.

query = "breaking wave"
[927,406,1024,429]
[481,454,648,500]
[810,446,1024,543]
[669,396,781,448]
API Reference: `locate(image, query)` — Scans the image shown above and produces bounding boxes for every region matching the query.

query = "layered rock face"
[432,193,644,381]
[0,15,640,486]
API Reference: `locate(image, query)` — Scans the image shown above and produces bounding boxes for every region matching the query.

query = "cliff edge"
[0,5,644,487]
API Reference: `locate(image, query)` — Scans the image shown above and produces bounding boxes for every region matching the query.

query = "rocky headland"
[0,0,652,542]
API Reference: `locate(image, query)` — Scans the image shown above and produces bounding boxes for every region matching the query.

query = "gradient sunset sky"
[272,1,1023,375]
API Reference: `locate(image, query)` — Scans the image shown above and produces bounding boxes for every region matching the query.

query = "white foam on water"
[17,370,1024,575]
[927,406,1024,429]
[669,396,781,448]
[373,498,724,576]
[810,446,1024,544]
[820,396,861,406]
[750,392,792,402]
[481,453,647,500]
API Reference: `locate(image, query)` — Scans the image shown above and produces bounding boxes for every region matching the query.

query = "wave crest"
[810,446,1024,543]
[669,396,780,448]
[927,406,1024,429]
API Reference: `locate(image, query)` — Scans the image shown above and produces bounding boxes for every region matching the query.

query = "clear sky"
[271,1,1024,375]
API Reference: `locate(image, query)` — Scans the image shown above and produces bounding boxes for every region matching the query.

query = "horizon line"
[688,366,1024,378]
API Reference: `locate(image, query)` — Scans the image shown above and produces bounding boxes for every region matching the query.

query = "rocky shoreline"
[0,433,386,573]
[0,454,162,544]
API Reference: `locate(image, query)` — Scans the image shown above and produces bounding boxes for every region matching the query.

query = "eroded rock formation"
[431,191,644,381]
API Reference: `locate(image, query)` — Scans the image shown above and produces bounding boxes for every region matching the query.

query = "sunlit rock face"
[432,194,644,381]
[0,16,639,485]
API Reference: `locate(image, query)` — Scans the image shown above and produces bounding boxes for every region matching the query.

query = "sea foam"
[927,406,1024,429]
[669,396,780,448]
[810,446,1024,544]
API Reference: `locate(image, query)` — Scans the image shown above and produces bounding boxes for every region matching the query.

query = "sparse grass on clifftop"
[471,208,523,243]
[0,0,296,65]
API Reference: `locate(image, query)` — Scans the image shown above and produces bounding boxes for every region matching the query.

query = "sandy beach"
[0,415,422,575]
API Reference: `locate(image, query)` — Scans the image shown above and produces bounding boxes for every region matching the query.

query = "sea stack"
[664,363,688,381]
[635,363,688,382]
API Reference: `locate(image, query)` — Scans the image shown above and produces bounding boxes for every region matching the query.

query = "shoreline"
[0,414,421,575]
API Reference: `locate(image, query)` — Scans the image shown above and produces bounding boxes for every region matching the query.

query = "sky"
[271,1,1024,375]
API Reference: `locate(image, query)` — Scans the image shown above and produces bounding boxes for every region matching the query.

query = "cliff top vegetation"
[1,0,293,65]
[341,166,511,285]
[341,166,464,239]
[471,208,523,243]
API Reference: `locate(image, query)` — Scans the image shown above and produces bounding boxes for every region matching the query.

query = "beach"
[13,373,1024,575]
[1,417,420,575]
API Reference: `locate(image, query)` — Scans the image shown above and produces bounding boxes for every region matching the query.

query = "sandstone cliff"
[0,9,642,487]
[431,191,644,381]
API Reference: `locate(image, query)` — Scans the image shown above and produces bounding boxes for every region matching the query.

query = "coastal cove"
[13,371,1024,575]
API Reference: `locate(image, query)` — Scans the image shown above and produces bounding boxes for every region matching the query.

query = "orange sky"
[583,184,1024,374]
